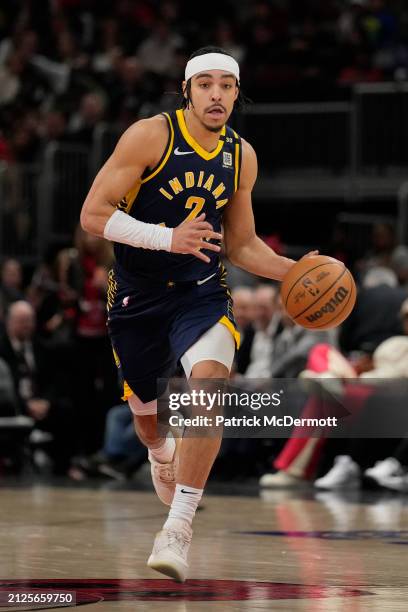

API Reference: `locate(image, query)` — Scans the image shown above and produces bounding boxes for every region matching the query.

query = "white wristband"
[103,210,173,252]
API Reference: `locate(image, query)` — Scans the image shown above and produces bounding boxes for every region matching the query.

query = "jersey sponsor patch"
[223,151,233,167]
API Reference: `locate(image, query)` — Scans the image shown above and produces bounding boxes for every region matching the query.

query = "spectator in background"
[136,20,184,78]
[9,110,42,163]
[0,356,17,417]
[264,295,408,492]
[270,306,337,379]
[315,333,408,491]
[401,296,408,330]
[391,245,408,288]
[232,287,255,327]
[59,224,119,456]
[339,266,408,355]
[0,354,33,474]
[74,403,147,481]
[92,18,123,75]
[27,241,78,349]
[258,308,337,489]
[0,52,24,107]
[365,298,408,492]
[107,56,146,127]
[68,91,106,144]
[356,222,398,276]
[231,286,255,376]
[214,21,246,64]
[40,110,68,145]
[1,0,408,166]
[0,258,25,320]
[0,300,76,475]
[0,32,50,116]
[219,283,280,480]
[243,284,282,379]
[337,0,367,46]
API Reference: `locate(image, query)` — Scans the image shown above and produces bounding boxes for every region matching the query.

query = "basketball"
[280,255,356,330]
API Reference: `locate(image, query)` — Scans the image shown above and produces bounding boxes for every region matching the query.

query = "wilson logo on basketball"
[305,286,349,323]
[280,254,356,330]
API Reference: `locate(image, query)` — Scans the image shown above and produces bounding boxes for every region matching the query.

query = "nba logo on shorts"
[122,296,130,307]
[223,152,232,167]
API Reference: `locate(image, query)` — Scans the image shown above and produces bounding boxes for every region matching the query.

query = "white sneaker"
[377,473,408,493]
[147,520,192,582]
[259,470,307,488]
[364,457,403,487]
[148,438,179,506]
[314,456,361,490]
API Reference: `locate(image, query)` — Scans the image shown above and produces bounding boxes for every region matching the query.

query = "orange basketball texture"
[280,255,356,330]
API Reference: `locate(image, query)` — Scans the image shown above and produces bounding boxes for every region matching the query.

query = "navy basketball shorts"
[106,265,240,403]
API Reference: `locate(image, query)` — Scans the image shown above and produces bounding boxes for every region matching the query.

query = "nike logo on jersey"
[174,147,194,155]
[181,489,197,494]
[197,272,217,285]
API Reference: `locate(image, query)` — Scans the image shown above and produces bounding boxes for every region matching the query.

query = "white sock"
[149,436,175,464]
[164,483,203,529]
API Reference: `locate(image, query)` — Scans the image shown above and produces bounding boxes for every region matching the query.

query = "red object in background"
[338,67,383,85]
[274,384,374,478]
[0,137,12,162]
[77,254,107,337]
[261,233,285,255]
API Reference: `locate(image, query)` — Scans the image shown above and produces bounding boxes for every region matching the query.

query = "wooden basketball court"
[1,480,407,610]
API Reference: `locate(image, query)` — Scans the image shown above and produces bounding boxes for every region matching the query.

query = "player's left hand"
[171,213,223,263]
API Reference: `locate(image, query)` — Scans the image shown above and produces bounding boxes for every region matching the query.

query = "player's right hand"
[171,213,223,263]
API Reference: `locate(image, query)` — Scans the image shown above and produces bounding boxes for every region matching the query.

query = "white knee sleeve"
[128,394,157,416]
[180,322,236,379]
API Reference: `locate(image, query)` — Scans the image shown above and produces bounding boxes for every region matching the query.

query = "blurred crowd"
[0,226,121,479]
[230,222,408,494]
[1,0,408,163]
[1,219,408,493]
[1,0,408,492]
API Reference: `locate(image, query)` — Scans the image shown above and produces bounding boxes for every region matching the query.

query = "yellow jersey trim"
[218,315,241,349]
[176,109,226,161]
[107,269,118,311]
[111,346,120,367]
[124,180,142,213]
[122,380,133,401]
[141,112,174,183]
[234,142,240,191]
[232,130,240,192]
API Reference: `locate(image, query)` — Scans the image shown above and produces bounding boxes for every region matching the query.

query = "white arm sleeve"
[103,209,173,252]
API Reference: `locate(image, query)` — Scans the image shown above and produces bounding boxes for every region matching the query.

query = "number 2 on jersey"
[159,196,205,227]
[183,196,205,223]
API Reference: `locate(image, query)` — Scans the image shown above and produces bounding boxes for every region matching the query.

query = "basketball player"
[81,46,313,582]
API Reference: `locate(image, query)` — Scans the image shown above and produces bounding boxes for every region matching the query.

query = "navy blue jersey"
[113,109,242,281]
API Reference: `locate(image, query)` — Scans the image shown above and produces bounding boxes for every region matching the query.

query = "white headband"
[185,53,240,83]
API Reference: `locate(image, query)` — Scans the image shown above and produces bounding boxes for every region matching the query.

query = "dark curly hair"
[181,46,248,110]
